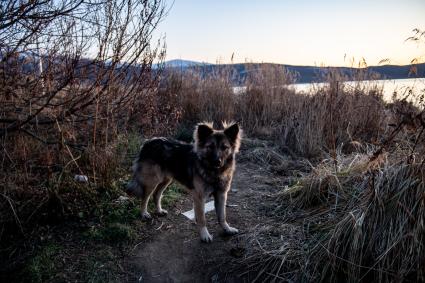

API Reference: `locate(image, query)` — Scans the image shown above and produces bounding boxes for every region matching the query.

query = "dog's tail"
[126,159,144,197]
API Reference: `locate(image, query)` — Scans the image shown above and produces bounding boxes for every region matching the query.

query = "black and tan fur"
[126,122,242,242]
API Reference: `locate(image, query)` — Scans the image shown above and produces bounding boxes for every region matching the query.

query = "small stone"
[74,175,88,183]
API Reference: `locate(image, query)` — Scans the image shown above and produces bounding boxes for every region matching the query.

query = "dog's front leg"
[193,191,212,243]
[214,191,239,235]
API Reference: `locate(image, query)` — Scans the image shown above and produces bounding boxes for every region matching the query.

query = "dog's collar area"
[195,157,221,173]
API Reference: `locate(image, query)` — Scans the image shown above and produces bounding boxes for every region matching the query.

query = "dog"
[126,122,241,242]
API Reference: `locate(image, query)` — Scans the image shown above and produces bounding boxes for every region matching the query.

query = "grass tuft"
[86,222,136,244]
[23,243,62,283]
[236,149,425,282]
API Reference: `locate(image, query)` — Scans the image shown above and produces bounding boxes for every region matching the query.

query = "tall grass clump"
[232,59,425,280]
[161,67,236,125]
[237,100,425,281]
[166,63,389,157]
[237,63,297,135]
[320,162,425,282]
[238,146,425,282]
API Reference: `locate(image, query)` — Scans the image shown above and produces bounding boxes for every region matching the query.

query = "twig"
[0,193,24,235]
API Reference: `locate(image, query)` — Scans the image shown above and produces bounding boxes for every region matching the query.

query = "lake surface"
[234,78,425,104]
[292,78,425,102]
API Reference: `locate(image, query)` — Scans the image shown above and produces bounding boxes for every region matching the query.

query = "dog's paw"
[156,209,168,217]
[200,227,213,243]
[224,226,239,235]
[141,211,152,221]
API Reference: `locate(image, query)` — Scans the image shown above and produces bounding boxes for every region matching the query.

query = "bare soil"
[1,159,291,282]
[128,162,281,283]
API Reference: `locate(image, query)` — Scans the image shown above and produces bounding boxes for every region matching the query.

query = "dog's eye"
[221,145,229,150]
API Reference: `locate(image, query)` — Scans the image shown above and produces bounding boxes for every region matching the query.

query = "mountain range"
[162,59,425,84]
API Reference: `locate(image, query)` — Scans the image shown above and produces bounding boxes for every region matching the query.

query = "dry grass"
[225,77,425,280]
[160,68,236,123]
[2,60,425,281]
[236,143,425,282]
[320,162,425,282]
[163,65,390,157]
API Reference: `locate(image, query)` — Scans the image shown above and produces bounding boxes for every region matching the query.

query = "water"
[291,78,425,103]
[233,78,425,104]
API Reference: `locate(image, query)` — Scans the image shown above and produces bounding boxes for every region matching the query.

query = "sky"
[155,0,425,66]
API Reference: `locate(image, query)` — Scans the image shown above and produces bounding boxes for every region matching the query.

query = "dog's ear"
[195,123,214,144]
[224,123,241,152]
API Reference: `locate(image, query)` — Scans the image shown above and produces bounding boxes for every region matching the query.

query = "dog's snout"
[212,157,222,167]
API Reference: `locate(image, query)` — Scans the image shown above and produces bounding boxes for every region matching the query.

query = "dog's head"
[194,122,242,169]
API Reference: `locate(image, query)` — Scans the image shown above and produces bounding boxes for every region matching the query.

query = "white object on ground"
[226,204,238,207]
[182,201,215,221]
[74,175,88,183]
[115,196,130,204]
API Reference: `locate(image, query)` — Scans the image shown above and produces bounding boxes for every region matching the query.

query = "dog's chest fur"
[195,161,234,192]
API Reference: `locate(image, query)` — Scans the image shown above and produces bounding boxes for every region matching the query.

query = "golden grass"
[237,146,425,282]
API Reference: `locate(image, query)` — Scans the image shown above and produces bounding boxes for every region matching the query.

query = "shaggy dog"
[127,122,241,242]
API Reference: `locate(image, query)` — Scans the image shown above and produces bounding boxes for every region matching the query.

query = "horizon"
[157,0,425,67]
[162,58,425,68]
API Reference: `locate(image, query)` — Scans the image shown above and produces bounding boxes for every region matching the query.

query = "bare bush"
[0,0,168,228]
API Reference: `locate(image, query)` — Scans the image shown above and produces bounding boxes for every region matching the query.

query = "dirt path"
[129,162,277,282]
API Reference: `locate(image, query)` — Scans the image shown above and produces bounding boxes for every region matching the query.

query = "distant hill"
[283,63,425,83]
[160,59,211,69]
[8,51,424,85]
[163,60,425,84]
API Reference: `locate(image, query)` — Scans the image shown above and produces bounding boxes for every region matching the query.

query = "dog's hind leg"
[153,178,172,216]
[140,185,156,220]
[138,163,164,221]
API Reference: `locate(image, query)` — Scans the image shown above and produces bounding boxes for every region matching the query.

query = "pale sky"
[156,0,425,66]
